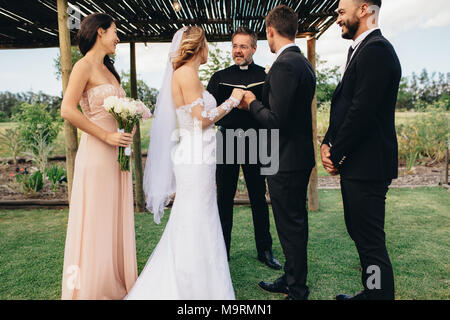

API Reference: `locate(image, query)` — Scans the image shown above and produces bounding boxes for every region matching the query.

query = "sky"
[0,0,449,96]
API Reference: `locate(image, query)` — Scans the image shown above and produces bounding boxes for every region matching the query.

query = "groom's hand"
[320,144,338,175]
[237,91,256,111]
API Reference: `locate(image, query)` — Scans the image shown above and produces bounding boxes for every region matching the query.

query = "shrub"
[0,127,24,165]
[12,103,61,155]
[46,164,67,192]
[23,130,54,174]
[15,170,44,194]
[397,108,449,170]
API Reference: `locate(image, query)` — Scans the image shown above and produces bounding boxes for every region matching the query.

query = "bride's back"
[172,65,204,108]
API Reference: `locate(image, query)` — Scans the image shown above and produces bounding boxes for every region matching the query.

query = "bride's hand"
[104,132,134,147]
[231,88,245,101]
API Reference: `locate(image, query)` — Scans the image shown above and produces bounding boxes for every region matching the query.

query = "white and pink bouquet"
[103,96,152,171]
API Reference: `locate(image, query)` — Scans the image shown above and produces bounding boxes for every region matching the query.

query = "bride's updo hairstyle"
[172,26,207,70]
[77,13,121,83]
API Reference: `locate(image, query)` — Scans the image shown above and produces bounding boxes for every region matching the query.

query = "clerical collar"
[236,62,253,71]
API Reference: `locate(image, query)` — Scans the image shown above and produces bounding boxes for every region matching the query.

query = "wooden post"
[130,42,145,212]
[307,36,319,211]
[57,0,78,204]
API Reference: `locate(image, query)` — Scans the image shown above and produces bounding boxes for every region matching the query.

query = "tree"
[396,69,450,110]
[199,43,233,86]
[315,54,340,108]
[120,72,158,113]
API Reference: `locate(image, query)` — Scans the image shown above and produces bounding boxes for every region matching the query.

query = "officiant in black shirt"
[207,27,281,270]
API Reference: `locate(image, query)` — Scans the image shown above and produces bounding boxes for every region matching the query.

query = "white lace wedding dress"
[125,91,235,300]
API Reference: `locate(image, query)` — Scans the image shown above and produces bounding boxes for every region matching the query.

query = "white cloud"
[380,0,450,36]
[420,11,450,28]
[315,0,450,71]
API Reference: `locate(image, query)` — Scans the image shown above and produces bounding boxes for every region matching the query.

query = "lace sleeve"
[182,96,240,122]
[200,97,240,121]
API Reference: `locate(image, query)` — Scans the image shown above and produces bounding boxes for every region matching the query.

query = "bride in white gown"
[125,26,245,300]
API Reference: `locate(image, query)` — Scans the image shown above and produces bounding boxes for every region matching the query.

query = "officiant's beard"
[234,54,253,66]
[341,17,360,40]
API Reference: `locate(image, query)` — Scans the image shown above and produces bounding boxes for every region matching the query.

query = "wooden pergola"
[0,0,338,212]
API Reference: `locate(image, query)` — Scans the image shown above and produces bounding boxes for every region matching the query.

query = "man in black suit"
[207,27,281,270]
[239,5,316,300]
[321,0,401,300]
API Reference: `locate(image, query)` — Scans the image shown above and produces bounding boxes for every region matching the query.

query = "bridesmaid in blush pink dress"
[60,13,137,300]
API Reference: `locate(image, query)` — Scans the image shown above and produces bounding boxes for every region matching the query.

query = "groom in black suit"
[321,0,401,300]
[239,5,316,300]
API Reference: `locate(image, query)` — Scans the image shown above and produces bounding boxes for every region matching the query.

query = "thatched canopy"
[0,0,338,49]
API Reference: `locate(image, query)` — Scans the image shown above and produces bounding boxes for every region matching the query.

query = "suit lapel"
[333,30,382,100]
[344,29,381,74]
[263,46,300,104]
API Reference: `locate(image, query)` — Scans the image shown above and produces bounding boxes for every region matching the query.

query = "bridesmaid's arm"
[60,60,133,148]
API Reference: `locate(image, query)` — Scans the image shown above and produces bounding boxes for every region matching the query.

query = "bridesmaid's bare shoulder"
[70,57,93,83]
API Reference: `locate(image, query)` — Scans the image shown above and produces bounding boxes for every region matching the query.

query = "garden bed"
[1,155,447,205]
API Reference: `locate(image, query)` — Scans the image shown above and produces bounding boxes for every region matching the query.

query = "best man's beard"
[342,18,360,39]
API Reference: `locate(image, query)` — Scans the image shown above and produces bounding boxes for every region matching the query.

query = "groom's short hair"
[265,5,298,40]
[232,27,258,48]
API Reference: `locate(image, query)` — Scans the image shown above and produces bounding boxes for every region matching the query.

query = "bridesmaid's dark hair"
[77,13,121,84]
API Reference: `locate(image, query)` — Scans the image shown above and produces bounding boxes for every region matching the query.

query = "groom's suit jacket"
[249,46,316,172]
[323,29,402,180]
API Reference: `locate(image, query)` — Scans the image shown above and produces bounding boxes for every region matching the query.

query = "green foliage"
[12,103,61,155]
[199,43,233,85]
[0,91,62,120]
[15,170,44,194]
[0,127,24,165]
[397,69,450,111]
[397,108,449,169]
[315,55,340,108]
[120,72,159,113]
[0,110,8,122]
[46,164,67,192]
[23,130,54,174]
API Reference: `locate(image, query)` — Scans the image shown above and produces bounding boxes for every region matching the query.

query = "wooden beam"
[130,42,145,212]
[307,36,319,212]
[57,0,78,204]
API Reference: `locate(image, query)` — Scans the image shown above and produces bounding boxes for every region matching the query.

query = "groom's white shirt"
[275,43,297,59]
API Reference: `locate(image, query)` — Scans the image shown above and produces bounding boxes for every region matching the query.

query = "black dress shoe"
[257,250,282,270]
[285,290,309,300]
[258,276,288,294]
[336,291,367,300]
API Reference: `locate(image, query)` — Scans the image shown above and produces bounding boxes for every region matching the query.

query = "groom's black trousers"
[216,128,273,260]
[340,178,395,300]
[267,169,312,299]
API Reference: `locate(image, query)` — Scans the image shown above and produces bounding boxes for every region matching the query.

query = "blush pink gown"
[61,84,138,300]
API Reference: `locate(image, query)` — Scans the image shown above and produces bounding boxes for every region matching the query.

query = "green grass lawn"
[0,187,448,300]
